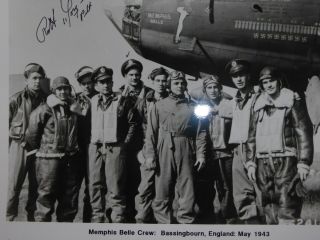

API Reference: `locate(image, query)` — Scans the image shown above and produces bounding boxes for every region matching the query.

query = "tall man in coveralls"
[145,71,207,223]
[135,67,170,223]
[226,59,263,224]
[75,66,97,222]
[7,63,47,221]
[88,66,139,223]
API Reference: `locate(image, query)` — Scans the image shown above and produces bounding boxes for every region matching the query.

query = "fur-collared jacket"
[25,94,82,158]
[246,88,314,168]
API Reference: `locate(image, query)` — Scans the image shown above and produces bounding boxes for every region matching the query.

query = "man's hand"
[297,163,310,181]
[194,157,206,172]
[247,166,256,182]
[298,166,309,181]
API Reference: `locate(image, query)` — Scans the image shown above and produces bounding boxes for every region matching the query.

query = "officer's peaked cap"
[121,59,143,77]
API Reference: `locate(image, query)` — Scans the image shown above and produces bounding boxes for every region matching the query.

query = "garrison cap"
[259,66,282,81]
[51,76,71,91]
[92,66,113,82]
[24,63,46,79]
[148,67,169,80]
[121,59,143,77]
[225,59,251,76]
[75,66,93,84]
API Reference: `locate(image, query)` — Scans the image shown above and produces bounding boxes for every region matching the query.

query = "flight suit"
[145,94,207,224]
[88,93,138,223]
[134,90,168,223]
[229,90,263,223]
[7,88,46,221]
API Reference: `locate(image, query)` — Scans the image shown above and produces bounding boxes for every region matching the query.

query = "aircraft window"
[123,4,141,41]
[124,5,141,22]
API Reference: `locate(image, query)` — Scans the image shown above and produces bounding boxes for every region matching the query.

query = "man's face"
[170,79,187,96]
[26,72,43,92]
[80,79,94,96]
[152,74,168,94]
[95,78,113,95]
[231,73,249,90]
[55,86,71,101]
[205,83,221,101]
[125,68,141,87]
[262,78,280,97]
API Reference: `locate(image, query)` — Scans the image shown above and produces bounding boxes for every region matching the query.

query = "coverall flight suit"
[145,94,207,224]
[134,90,168,223]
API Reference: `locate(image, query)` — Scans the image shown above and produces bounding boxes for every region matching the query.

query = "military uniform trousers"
[257,156,302,224]
[196,156,237,223]
[232,145,262,222]
[152,134,196,224]
[79,145,92,222]
[216,156,238,221]
[88,143,127,223]
[7,140,38,221]
[135,164,155,223]
[35,154,81,222]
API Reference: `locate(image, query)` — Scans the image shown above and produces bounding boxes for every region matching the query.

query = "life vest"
[229,96,254,144]
[254,88,297,158]
[91,94,121,144]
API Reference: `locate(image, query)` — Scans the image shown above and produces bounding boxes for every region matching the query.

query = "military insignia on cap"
[100,67,106,73]
[231,61,237,67]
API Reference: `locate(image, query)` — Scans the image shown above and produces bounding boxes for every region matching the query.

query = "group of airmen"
[8,58,314,224]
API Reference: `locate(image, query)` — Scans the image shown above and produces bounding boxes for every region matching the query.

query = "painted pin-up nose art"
[175,7,189,43]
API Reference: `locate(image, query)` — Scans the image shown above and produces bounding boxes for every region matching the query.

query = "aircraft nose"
[103,0,142,53]
[103,0,127,33]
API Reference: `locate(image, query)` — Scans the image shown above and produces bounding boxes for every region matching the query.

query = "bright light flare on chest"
[194,104,211,118]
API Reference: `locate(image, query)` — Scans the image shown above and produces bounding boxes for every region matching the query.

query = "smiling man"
[246,66,313,224]
[7,63,47,221]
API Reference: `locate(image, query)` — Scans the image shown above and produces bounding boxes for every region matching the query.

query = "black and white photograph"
[2,0,320,239]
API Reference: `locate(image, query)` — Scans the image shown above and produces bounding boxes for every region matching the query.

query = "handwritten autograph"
[36,0,93,43]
